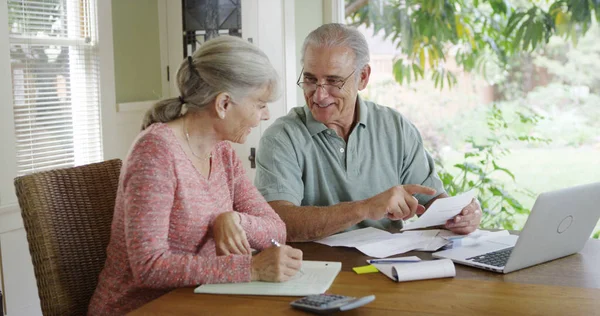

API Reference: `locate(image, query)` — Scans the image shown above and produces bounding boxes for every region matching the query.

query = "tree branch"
[345,0,369,17]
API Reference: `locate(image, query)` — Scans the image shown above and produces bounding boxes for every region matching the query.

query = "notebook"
[370,257,456,282]
[194,261,342,296]
[433,182,600,273]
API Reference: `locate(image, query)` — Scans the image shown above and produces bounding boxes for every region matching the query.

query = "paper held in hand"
[401,189,477,231]
[370,257,456,282]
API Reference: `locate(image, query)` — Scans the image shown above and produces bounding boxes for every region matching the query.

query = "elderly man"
[255,23,482,242]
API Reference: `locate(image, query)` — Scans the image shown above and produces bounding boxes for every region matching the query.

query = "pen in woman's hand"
[270,238,282,247]
[251,239,280,255]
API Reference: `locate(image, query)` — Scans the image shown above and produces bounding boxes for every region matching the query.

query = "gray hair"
[300,23,370,70]
[142,35,280,130]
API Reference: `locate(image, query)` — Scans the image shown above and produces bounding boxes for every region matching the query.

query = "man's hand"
[445,199,482,234]
[212,211,251,256]
[363,185,437,221]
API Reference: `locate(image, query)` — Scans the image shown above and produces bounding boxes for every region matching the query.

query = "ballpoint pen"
[270,238,282,247]
[367,259,421,264]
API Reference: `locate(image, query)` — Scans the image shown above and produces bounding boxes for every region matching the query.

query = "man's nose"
[312,85,330,102]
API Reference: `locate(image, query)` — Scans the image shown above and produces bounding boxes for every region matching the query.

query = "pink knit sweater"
[88,123,286,315]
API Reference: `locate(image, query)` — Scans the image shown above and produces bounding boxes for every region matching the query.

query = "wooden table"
[129,238,600,315]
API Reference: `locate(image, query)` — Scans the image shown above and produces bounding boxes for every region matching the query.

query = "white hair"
[301,23,370,70]
[142,35,280,130]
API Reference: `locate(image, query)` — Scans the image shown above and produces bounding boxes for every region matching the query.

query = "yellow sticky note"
[352,265,379,274]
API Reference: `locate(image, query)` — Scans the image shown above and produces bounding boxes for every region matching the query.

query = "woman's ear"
[215,92,230,119]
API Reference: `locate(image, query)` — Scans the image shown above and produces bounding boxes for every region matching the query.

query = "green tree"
[345,1,600,232]
[345,0,600,88]
[436,105,550,229]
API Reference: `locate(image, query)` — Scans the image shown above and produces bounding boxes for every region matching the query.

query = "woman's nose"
[261,107,270,121]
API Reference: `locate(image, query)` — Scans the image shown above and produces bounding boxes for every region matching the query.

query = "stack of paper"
[369,257,456,282]
[316,227,450,258]
[315,190,481,258]
[354,230,441,258]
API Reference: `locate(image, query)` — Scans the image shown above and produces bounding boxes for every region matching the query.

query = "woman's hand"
[213,211,251,256]
[250,245,303,282]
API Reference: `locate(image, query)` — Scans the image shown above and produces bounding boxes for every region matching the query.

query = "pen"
[367,259,421,264]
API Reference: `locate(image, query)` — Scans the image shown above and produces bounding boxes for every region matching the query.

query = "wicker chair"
[14,159,122,316]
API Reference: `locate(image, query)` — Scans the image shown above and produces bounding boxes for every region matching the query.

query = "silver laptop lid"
[504,182,600,273]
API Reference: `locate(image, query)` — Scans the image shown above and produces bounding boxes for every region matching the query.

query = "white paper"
[401,190,477,231]
[194,261,341,296]
[356,236,429,258]
[450,230,510,247]
[414,236,451,251]
[373,259,455,282]
[355,230,440,258]
[315,227,391,247]
[316,228,450,258]
[439,229,490,240]
[366,256,421,264]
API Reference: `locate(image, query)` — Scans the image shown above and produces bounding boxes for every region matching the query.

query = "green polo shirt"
[254,97,446,231]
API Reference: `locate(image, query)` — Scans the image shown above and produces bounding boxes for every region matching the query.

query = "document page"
[194,261,341,296]
[402,190,477,231]
[355,230,439,258]
[316,227,453,258]
[315,227,391,247]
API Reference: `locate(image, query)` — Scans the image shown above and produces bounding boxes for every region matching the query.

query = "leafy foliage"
[436,105,550,229]
[594,230,600,239]
[346,0,600,88]
[347,1,600,233]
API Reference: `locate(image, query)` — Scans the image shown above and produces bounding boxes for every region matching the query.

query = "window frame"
[0,0,117,215]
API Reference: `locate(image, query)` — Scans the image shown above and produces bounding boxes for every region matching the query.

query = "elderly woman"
[88,36,302,315]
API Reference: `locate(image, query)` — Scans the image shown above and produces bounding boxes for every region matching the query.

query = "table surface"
[129,238,600,315]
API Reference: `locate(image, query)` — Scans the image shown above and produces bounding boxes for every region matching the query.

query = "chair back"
[14,159,122,316]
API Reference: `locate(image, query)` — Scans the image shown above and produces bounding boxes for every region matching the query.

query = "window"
[345,0,600,235]
[181,0,242,57]
[8,0,102,175]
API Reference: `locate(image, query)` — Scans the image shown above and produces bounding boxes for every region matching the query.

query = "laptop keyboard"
[466,247,514,267]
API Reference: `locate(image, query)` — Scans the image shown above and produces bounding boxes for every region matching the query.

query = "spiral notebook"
[194,261,342,296]
[371,258,455,282]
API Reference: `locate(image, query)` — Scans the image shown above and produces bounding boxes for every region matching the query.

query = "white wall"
[294,0,323,108]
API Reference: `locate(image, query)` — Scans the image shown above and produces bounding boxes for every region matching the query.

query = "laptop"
[433,182,600,273]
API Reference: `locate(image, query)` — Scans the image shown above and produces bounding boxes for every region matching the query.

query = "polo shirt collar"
[356,95,369,127]
[303,106,327,136]
[303,95,369,137]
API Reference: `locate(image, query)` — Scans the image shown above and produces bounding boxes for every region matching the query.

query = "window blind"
[8,0,102,175]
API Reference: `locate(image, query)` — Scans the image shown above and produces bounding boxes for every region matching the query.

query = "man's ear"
[358,64,371,91]
[215,92,230,119]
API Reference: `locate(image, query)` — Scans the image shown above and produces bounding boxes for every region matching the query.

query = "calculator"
[290,293,375,314]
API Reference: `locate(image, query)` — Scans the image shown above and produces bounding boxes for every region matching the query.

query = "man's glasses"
[296,67,356,95]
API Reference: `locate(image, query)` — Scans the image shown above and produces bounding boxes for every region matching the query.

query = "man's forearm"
[268,201,367,242]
